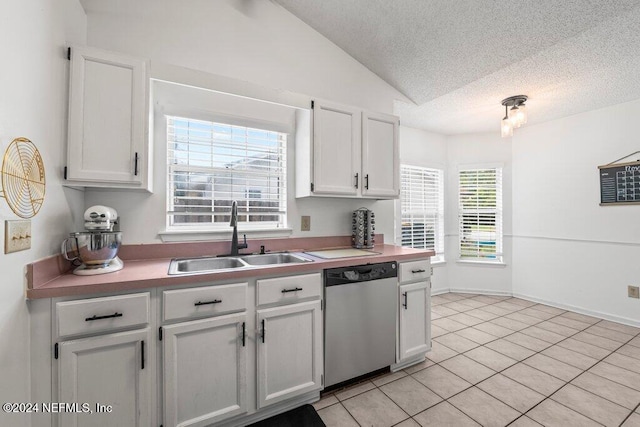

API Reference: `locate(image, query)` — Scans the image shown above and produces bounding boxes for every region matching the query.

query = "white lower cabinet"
[58,328,151,427]
[50,273,326,427]
[256,300,323,409]
[162,313,247,427]
[398,281,431,360]
[395,258,431,368]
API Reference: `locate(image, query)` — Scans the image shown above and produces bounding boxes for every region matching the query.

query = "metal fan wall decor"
[1,137,46,218]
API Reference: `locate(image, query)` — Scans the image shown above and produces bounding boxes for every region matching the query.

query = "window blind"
[167,116,287,228]
[458,168,502,261]
[400,165,444,258]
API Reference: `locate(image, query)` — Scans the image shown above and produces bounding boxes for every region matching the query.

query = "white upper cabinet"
[296,100,399,199]
[311,101,361,196]
[66,46,150,190]
[362,111,400,198]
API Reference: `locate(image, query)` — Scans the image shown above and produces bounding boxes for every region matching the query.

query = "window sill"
[159,228,293,242]
[456,259,506,267]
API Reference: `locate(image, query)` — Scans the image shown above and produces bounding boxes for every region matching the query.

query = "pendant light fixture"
[501,105,513,138]
[500,95,528,137]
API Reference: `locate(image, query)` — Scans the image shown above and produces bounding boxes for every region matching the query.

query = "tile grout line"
[319,293,639,427]
[409,296,565,424]
[322,294,516,409]
[423,295,639,426]
[437,301,640,424]
[332,295,523,426]
[514,322,640,426]
[419,297,560,425]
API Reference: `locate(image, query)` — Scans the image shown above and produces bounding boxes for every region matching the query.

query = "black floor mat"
[248,404,325,427]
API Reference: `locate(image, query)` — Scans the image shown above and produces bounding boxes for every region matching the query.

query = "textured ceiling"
[274,0,640,134]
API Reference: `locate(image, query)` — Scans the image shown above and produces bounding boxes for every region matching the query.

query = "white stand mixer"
[61,205,124,275]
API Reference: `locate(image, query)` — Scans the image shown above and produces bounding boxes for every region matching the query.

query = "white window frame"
[458,165,503,263]
[399,164,445,262]
[166,115,288,233]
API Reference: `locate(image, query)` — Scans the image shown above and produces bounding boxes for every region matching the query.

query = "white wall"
[445,132,513,295]
[397,127,449,292]
[82,0,410,244]
[512,99,640,324]
[0,1,86,424]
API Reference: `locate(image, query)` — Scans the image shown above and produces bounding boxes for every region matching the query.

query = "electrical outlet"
[301,216,311,231]
[629,286,640,299]
[5,220,31,254]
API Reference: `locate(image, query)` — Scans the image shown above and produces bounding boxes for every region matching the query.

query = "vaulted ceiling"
[274,0,640,134]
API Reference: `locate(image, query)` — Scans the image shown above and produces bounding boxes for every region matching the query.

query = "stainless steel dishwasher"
[324,261,398,388]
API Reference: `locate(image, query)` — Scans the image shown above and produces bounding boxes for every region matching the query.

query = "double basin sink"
[168,253,313,275]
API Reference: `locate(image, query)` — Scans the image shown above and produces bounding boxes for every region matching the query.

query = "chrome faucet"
[229,200,248,256]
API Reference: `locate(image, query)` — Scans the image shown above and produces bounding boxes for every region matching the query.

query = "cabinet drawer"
[257,273,322,306]
[163,282,247,322]
[56,293,150,339]
[399,259,431,283]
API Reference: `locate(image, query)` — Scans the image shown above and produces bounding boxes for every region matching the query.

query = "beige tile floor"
[314,293,640,427]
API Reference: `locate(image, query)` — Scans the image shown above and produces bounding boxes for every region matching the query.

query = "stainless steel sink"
[239,253,313,266]
[168,252,313,275]
[168,257,249,275]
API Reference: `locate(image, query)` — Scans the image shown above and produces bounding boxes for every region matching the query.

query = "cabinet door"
[257,300,323,408]
[399,281,431,361]
[362,111,399,198]
[312,101,361,196]
[163,313,247,427]
[58,329,151,427]
[67,46,146,185]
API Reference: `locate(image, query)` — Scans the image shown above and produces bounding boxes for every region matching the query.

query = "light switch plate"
[5,220,31,253]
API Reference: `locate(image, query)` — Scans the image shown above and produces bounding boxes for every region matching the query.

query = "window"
[458,167,502,262]
[400,165,444,260]
[167,116,287,229]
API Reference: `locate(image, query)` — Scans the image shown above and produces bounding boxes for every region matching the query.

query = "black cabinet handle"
[141,340,145,370]
[194,299,222,306]
[411,269,426,274]
[261,319,266,343]
[354,173,359,189]
[365,174,369,189]
[402,292,408,310]
[281,287,303,293]
[242,322,246,347]
[85,312,122,322]
[134,152,139,176]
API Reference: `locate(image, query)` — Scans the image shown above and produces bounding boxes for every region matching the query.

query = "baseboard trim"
[432,288,640,328]
[218,390,320,427]
[512,292,640,328]
[447,288,512,297]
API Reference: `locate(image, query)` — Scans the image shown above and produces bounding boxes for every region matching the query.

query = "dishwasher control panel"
[324,262,397,286]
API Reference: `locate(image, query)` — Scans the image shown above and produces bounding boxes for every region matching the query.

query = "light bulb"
[517,103,527,125]
[501,116,513,138]
[510,105,522,128]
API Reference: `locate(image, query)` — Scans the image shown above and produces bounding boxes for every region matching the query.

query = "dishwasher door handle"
[402,292,408,309]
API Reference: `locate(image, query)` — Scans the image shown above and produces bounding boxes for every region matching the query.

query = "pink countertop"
[27,236,433,299]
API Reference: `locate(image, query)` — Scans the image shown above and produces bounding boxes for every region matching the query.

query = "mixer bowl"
[62,232,122,267]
